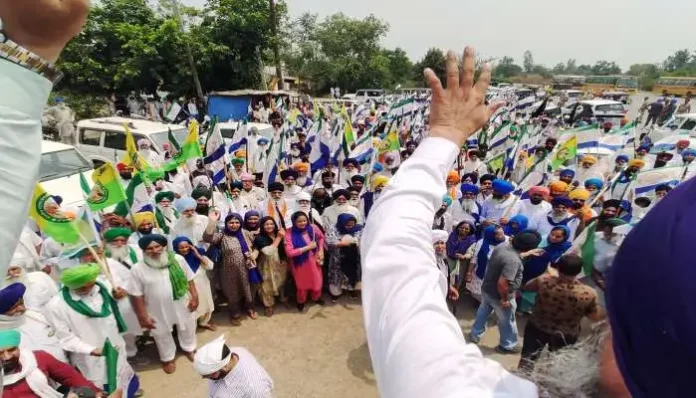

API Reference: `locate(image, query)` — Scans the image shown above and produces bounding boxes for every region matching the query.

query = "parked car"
[40,140,94,208]
[75,117,187,167]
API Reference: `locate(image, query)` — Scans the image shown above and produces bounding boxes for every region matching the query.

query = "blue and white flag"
[228,120,248,154]
[632,166,683,199]
[347,134,374,164]
[308,118,332,171]
[204,123,228,185]
[263,136,280,188]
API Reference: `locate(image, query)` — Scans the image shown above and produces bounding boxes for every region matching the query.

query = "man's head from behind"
[556,254,583,278]
[511,230,541,253]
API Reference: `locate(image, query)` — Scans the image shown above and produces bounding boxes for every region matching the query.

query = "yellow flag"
[29,184,80,244]
[551,136,578,170]
[120,124,149,170]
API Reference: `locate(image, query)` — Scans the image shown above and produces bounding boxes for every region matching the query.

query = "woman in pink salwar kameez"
[285,211,326,312]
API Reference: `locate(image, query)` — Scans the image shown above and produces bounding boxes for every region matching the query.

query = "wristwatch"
[0,17,64,84]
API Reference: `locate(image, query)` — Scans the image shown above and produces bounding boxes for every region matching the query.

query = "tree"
[412,48,446,87]
[493,56,523,79]
[384,48,414,87]
[590,60,622,75]
[523,50,534,74]
[565,59,577,74]
[627,63,662,90]
[663,49,693,72]
[551,63,566,74]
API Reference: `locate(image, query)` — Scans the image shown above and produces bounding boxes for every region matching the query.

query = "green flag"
[168,128,181,153]
[103,338,119,394]
[85,163,128,212]
[163,120,203,171]
[580,222,597,277]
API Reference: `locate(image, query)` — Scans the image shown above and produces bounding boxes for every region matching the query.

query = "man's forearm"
[497,277,510,301]
[129,295,149,320]
[0,62,52,277]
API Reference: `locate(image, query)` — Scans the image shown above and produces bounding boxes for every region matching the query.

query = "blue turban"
[491,179,514,195]
[616,155,629,163]
[584,178,604,190]
[551,196,573,208]
[257,137,270,145]
[372,163,384,173]
[441,195,453,207]
[460,183,479,195]
[560,169,575,178]
[174,197,196,213]
[606,175,696,397]
[138,234,168,250]
[0,283,26,314]
[682,148,696,159]
[637,144,651,152]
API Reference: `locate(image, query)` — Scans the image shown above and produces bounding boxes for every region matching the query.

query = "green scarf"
[61,282,128,333]
[155,208,179,235]
[167,252,189,301]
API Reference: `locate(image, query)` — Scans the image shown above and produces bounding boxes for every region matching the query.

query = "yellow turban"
[569,188,591,201]
[628,158,646,169]
[581,155,598,165]
[293,162,310,173]
[133,211,155,227]
[61,263,101,289]
[447,170,460,183]
[234,149,247,159]
[372,175,389,189]
[549,181,569,194]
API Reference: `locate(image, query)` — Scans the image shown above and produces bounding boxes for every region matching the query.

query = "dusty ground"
[135,295,524,398]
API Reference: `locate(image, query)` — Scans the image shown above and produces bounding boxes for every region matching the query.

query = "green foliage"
[493,56,523,79]
[627,63,661,90]
[49,92,111,120]
[412,48,446,87]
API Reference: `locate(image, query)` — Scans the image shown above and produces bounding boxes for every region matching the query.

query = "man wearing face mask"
[193,335,273,397]
[227,181,252,216]
[43,97,76,144]
[171,197,210,248]
[279,169,303,209]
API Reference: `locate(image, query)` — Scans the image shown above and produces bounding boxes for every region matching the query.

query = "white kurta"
[480,195,521,223]
[171,214,210,247]
[530,211,580,239]
[283,185,304,210]
[129,255,195,335]
[360,137,537,398]
[322,204,362,230]
[106,258,142,337]
[517,199,552,222]
[259,198,293,229]
[19,310,68,363]
[45,283,133,389]
[240,187,266,210]
[461,160,488,175]
[188,256,215,325]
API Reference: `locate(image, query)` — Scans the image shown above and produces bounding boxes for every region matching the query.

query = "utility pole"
[171,0,204,102]
[269,0,284,91]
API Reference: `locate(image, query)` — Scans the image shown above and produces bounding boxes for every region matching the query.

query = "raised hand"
[0,0,91,62]
[424,47,502,147]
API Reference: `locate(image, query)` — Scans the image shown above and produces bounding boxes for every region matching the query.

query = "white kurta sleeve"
[0,63,52,278]
[45,300,97,355]
[175,254,196,281]
[360,137,537,398]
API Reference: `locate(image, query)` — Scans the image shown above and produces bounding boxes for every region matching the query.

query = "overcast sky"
[182,0,695,69]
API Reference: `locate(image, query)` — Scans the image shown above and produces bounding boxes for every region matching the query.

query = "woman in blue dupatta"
[446,221,477,288]
[465,225,507,301]
[203,213,258,325]
[519,225,573,313]
[327,213,363,302]
[173,236,216,331]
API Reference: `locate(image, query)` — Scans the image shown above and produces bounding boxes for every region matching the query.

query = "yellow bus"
[652,77,696,97]
[552,75,586,90]
[582,76,638,95]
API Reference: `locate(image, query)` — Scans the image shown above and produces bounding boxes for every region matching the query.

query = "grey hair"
[518,322,610,398]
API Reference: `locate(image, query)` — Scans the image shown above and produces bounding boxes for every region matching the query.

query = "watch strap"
[0,34,64,85]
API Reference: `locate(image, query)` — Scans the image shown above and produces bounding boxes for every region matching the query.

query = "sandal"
[248,310,259,320]
[162,360,176,374]
[230,316,242,326]
[264,307,274,317]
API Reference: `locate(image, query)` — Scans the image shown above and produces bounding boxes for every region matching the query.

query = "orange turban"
[581,155,598,166]
[628,158,646,169]
[447,170,460,183]
[292,162,310,173]
[549,181,569,194]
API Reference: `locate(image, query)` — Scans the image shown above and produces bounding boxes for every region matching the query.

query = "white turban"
[194,335,231,376]
[297,192,311,202]
[431,229,449,244]
[24,271,59,309]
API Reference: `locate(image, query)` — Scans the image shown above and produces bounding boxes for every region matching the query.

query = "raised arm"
[360,47,536,398]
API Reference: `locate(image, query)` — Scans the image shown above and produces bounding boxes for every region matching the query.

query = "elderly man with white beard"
[279,169,303,210]
[296,192,324,230]
[259,182,293,230]
[129,235,198,374]
[456,183,482,225]
[137,139,162,167]
[239,173,266,210]
[322,189,362,229]
[339,159,361,188]
[102,228,147,364]
[154,191,178,235]
[171,197,211,248]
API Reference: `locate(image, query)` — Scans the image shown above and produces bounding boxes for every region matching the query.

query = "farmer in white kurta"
[129,234,198,374]
[45,263,139,393]
[171,197,210,248]
[101,229,145,362]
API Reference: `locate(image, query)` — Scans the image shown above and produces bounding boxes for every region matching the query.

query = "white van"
[75,117,188,167]
[40,140,94,208]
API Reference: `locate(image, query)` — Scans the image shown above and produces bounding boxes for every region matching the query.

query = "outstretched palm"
[425,47,502,147]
